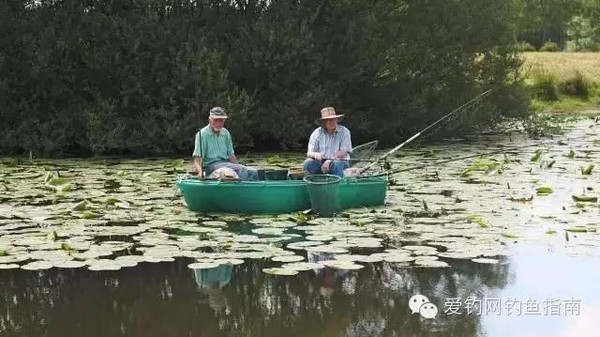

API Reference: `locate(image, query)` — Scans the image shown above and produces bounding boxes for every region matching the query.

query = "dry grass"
[521,52,600,81]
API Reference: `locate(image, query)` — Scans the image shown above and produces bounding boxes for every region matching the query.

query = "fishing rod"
[359,89,493,174]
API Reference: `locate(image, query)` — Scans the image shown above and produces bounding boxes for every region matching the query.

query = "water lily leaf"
[383,255,415,263]
[565,150,575,158]
[21,261,53,270]
[531,149,543,162]
[170,159,186,168]
[468,215,489,228]
[80,211,103,219]
[188,262,219,270]
[88,260,122,271]
[566,227,587,233]
[213,258,245,266]
[501,232,520,239]
[281,262,324,271]
[582,165,594,175]
[252,227,285,236]
[266,155,283,164]
[305,235,333,241]
[47,230,58,241]
[55,260,86,268]
[262,267,298,275]
[272,255,304,263]
[47,177,71,186]
[509,195,534,203]
[415,260,449,268]
[72,200,91,211]
[471,258,499,264]
[318,260,364,270]
[545,230,557,235]
[0,264,20,269]
[536,186,553,195]
[572,195,597,202]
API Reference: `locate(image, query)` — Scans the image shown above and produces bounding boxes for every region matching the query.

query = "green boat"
[176,173,388,214]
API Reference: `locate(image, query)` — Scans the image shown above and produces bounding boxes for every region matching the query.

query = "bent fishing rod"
[360,89,493,174]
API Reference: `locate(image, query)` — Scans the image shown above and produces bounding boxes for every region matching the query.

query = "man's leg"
[204,161,227,177]
[210,162,258,181]
[330,160,349,177]
[303,159,323,174]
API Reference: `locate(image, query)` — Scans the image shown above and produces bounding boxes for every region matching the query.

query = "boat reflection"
[193,264,233,311]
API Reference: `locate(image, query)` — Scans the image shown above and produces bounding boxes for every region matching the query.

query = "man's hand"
[312,152,323,161]
[321,160,332,173]
[334,150,347,159]
[197,171,204,180]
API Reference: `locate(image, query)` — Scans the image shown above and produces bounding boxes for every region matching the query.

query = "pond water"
[1,116,599,336]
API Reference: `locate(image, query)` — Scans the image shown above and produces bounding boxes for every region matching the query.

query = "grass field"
[521,52,600,113]
[521,52,600,81]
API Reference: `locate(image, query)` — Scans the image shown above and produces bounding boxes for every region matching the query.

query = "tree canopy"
[0,0,525,156]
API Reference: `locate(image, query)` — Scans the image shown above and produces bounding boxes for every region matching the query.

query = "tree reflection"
[0,257,510,337]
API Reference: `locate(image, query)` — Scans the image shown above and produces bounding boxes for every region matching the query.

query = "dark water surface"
[2,246,599,337]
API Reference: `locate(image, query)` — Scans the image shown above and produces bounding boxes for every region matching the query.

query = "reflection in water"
[194,265,233,311]
[0,257,513,337]
[308,251,349,298]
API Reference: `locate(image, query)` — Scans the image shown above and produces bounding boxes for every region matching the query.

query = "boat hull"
[176,175,387,214]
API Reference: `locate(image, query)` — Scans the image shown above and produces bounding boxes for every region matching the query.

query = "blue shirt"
[192,125,234,168]
[307,125,352,160]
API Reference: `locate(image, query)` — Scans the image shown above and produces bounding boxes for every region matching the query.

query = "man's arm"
[192,131,204,178]
[334,128,353,159]
[226,131,238,164]
[306,130,323,160]
[193,156,203,178]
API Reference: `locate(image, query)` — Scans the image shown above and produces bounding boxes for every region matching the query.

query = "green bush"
[540,41,561,52]
[566,40,600,52]
[0,0,527,156]
[530,69,560,101]
[516,41,536,52]
[559,71,590,99]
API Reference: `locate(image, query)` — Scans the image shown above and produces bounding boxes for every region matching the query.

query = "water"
[1,116,599,336]
[2,246,599,337]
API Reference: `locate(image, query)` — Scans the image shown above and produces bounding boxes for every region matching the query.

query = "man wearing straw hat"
[192,107,258,180]
[303,107,352,177]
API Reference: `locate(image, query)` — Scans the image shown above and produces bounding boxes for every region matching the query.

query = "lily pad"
[572,195,597,203]
[271,255,304,263]
[0,263,20,269]
[187,262,220,270]
[21,261,53,270]
[318,260,364,270]
[262,268,299,276]
[536,186,554,195]
[281,262,324,271]
[54,260,87,268]
[472,258,499,264]
[415,260,450,268]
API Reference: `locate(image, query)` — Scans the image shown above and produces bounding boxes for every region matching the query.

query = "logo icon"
[409,294,438,319]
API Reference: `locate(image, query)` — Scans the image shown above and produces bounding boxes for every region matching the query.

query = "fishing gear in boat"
[322,140,379,168]
[359,89,493,174]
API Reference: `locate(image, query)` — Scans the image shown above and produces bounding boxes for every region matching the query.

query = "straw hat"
[315,107,344,125]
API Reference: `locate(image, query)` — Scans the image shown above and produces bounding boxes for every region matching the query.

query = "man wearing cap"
[192,107,258,180]
[303,107,352,177]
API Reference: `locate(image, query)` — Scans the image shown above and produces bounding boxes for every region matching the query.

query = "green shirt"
[192,125,234,168]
